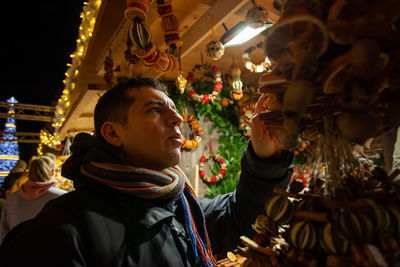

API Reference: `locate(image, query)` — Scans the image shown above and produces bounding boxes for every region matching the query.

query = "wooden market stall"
[47,0,280,196]
[42,0,400,265]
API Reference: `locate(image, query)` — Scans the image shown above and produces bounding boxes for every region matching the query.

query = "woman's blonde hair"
[28,156,55,182]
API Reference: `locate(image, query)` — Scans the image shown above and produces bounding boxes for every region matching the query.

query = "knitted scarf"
[81,162,217,266]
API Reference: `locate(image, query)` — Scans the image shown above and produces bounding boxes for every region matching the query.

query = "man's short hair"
[94,78,168,139]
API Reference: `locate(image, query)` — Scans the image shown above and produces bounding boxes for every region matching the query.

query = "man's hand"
[251,94,284,158]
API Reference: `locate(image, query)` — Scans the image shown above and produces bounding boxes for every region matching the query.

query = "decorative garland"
[181,113,203,149]
[242,41,272,73]
[198,152,227,183]
[186,65,223,103]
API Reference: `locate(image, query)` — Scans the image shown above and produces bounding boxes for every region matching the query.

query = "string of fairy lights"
[37,0,102,155]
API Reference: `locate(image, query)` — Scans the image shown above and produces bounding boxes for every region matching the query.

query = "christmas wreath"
[242,41,272,73]
[186,65,223,103]
[180,113,203,149]
[198,152,227,183]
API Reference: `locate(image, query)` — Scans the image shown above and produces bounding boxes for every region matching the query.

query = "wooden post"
[195,164,200,196]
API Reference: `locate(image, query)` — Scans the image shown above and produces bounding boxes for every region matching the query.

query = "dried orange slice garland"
[198,152,227,183]
[180,114,203,149]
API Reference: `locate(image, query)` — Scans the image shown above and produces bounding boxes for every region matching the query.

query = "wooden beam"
[142,0,249,79]
[180,0,248,58]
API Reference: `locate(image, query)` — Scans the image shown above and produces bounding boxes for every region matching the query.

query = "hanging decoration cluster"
[156,0,183,54]
[125,0,178,72]
[242,41,272,73]
[186,65,223,104]
[198,152,227,183]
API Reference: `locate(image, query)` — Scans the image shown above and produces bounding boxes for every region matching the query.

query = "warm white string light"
[37,0,102,155]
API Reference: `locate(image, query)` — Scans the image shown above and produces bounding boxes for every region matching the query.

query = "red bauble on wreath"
[198,152,227,183]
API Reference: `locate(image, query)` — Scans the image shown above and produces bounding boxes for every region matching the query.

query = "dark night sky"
[0,1,84,161]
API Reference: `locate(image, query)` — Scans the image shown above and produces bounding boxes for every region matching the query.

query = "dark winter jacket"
[0,142,292,267]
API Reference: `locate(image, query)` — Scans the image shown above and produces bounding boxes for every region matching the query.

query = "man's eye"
[152,107,160,113]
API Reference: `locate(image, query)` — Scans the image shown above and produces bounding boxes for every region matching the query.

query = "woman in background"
[0,155,66,242]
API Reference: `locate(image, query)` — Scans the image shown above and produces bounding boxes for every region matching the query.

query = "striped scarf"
[81,162,217,266]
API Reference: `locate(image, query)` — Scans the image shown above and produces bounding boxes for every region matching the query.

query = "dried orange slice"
[264,14,329,62]
[322,52,351,94]
[259,72,290,93]
[327,0,364,45]
[227,251,236,262]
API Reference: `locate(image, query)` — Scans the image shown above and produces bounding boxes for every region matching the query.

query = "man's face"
[114,86,183,170]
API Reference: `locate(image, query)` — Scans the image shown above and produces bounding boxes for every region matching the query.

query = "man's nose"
[168,109,183,127]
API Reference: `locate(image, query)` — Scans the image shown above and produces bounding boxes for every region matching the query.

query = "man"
[0,78,292,266]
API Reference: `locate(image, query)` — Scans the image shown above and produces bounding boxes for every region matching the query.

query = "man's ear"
[100,122,123,147]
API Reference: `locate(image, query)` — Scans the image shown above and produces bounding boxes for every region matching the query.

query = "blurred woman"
[0,155,66,242]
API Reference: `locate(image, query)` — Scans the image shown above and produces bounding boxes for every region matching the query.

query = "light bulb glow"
[224,24,270,47]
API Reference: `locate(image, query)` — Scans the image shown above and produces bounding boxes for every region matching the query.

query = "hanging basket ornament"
[180,113,203,149]
[198,152,227,183]
[205,40,225,61]
[245,5,269,29]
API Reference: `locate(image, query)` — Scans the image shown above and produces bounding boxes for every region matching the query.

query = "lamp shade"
[220,21,271,47]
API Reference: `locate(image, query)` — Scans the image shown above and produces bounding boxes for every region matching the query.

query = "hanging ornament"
[205,15,224,61]
[180,113,203,150]
[175,47,186,94]
[104,50,114,88]
[205,40,225,61]
[129,20,152,50]
[186,65,223,103]
[176,74,187,94]
[245,3,269,29]
[242,41,273,73]
[230,66,244,101]
[198,152,227,183]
